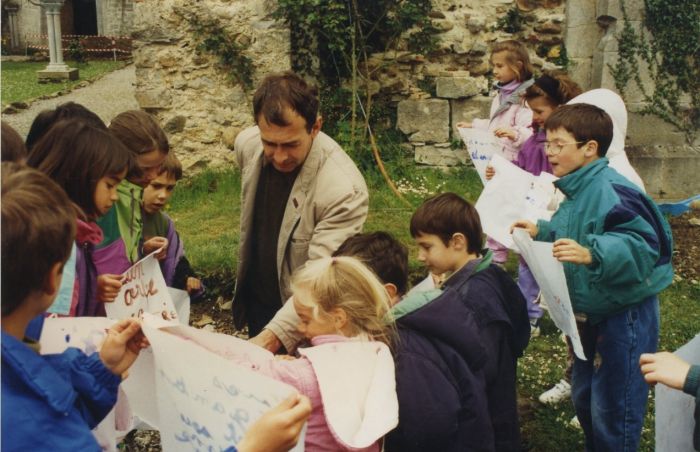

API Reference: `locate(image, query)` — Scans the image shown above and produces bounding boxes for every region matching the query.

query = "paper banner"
[105,250,178,324]
[39,316,115,355]
[655,334,700,452]
[511,229,586,360]
[457,127,504,185]
[47,243,77,315]
[475,154,557,250]
[142,315,305,451]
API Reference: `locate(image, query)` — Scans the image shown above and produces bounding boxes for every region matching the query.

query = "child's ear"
[583,140,599,158]
[42,262,64,298]
[331,308,348,330]
[384,283,399,306]
[450,233,468,251]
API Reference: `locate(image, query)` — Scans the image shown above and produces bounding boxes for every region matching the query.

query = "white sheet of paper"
[457,128,504,185]
[105,250,179,324]
[511,229,586,360]
[475,155,557,250]
[655,334,700,452]
[168,287,191,326]
[39,316,115,355]
[142,316,305,451]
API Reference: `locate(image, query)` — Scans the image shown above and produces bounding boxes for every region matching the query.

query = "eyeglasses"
[544,141,585,155]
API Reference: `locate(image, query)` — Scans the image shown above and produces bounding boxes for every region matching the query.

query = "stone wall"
[131,0,289,169]
[387,0,566,166]
[96,0,133,37]
[565,0,700,199]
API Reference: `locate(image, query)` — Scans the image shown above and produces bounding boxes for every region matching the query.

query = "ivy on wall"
[173,7,255,91]
[610,0,699,142]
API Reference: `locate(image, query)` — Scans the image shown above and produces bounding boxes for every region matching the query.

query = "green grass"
[166,140,699,450]
[1,60,126,105]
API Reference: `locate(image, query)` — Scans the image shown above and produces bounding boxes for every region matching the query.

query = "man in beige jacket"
[233,72,368,346]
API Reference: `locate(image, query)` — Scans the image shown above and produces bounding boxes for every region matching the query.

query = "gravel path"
[1,64,138,138]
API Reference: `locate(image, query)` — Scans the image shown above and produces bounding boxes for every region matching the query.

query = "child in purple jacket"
[485,71,582,335]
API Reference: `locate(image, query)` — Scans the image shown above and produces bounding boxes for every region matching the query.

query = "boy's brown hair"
[253,71,320,133]
[27,119,132,220]
[490,40,534,82]
[333,231,409,297]
[410,193,483,254]
[1,162,76,315]
[109,110,169,179]
[545,103,613,157]
[158,153,183,181]
[524,71,582,106]
[1,122,28,163]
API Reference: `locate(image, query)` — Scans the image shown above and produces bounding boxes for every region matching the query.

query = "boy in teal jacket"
[513,103,673,451]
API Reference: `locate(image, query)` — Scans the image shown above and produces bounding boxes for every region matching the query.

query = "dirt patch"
[669,212,700,281]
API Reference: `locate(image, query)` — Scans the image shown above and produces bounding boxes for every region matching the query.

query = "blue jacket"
[1,331,121,451]
[536,158,674,323]
[385,252,530,452]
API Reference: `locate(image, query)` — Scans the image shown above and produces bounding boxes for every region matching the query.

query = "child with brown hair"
[1,121,28,163]
[456,39,535,266]
[142,153,203,298]
[27,119,132,316]
[94,110,170,302]
[386,193,530,452]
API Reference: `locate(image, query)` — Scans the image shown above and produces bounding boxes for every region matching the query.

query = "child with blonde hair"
[234,256,398,452]
[457,39,535,265]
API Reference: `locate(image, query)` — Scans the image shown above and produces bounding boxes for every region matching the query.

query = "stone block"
[135,89,172,109]
[566,0,596,28]
[37,68,79,81]
[436,77,481,99]
[450,96,493,138]
[397,98,450,143]
[568,58,592,91]
[626,112,688,147]
[627,145,700,200]
[415,144,468,166]
[565,23,603,59]
[164,115,187,134]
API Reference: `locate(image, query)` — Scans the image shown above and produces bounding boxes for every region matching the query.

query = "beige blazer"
[232,126,369,329]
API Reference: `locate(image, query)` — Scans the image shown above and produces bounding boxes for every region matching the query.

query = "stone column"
[37,0,78,80]
[3,3,20,50]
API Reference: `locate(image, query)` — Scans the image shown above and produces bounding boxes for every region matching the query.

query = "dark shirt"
[241,163,300,333]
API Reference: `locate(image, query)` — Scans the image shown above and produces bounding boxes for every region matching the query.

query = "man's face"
[258,108,321,173]
[143,172,177,214]
[414,233,460,275]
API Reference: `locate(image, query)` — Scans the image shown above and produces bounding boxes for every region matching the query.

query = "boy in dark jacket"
[386,193,530,452]
[513,104,674,451]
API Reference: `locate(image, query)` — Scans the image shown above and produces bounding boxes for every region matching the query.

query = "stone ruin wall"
[132,0,565,171]
[131,0,289,170]
[133,0,698,198]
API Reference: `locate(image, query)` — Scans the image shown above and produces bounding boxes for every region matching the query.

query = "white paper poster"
[39,316,115,355]
[475,155,557,250]
[656,334,700,452]
[457,128,504,185]
[511,228,586,360]
[142,316,305,452]
[105,250,179,324]
[168,287,191,326]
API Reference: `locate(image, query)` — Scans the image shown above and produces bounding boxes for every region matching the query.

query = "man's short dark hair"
[410,193,483,254]
[333,232,409,297]
[1,162,76,315]
[253,71,319,133]
[545,103,613,157]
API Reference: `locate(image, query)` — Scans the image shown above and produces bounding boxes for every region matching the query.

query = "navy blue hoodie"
[386,251,530,452]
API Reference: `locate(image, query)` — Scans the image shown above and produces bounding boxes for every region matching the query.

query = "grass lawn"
[167,141,699,450]
[1,60,126,105]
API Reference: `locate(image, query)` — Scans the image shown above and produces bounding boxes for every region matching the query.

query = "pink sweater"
[472,80,534,162]
[233,335,397,452]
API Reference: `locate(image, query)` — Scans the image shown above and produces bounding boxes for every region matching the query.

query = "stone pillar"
[37,0,78,81]
[4,3,20,50]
